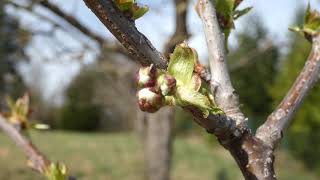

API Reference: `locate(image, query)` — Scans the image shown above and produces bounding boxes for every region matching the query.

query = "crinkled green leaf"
[176,87,212,117]
[168,44,197,86]
[132,5,149,20]
[45,163,67,180]
[233,7,252,20]
[185,74,202,91]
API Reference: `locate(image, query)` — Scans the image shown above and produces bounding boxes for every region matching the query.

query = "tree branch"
[0,115,50,173]
[196,0,246,126]
[23,0,128,56]
[34,0,105,45]
[83,0,167,68]
[256,35,320,148]
[0,115,77,180]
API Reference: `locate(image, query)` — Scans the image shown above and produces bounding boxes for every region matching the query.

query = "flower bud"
[157,74,177,96]
[135,64,157,88]
[137,87,163,113]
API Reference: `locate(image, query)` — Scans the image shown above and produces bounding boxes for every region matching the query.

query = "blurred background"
[0,0,320,179]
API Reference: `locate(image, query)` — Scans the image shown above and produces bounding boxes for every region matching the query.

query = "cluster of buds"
[135,65,177,113]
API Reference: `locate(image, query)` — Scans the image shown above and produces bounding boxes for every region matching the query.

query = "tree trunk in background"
[136,1,189,180]
[143,107,175,180]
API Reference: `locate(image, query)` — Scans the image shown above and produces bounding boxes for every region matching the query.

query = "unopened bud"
[136,64,157,88]
[157,74,177,96]
[137,87,163,113]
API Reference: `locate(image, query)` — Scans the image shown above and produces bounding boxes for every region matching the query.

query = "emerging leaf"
[4,94,31,129]
[233,7,252,20]
[168,43,197,86]
[214,0,252,51]
[45,163,67,180]
[176,87,213,117]
[289,4,320,42]
[114,0,134,11]
[132,4,149,20]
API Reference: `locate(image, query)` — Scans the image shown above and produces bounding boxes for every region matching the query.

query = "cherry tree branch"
[83,0,167,68]
[256,35,320,148]
[0,115,77,180]
[196,0,246,126]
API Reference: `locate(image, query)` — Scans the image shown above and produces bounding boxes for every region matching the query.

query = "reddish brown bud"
[135,64,158,88]
[137,87,163,113]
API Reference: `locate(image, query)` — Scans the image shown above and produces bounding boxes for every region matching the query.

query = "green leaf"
[214,0,252,52]
[304,4,320,34]
[114,0,134,11]
[290,4,320,41]
[233,7,252,20]
[45,163,67,180]
[216,0,234,20]
[168,43,197,86]
[132,5,149,20]
[176,87,212,117]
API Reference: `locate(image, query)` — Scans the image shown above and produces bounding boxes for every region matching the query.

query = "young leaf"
[176,87,212,117]
[114,0,134,11]
[214,0,252,52]
[233,7,252,20]
[132,4,149,20]
[45,163,67,180]
[290,4,320,41]
[168,43,197,86]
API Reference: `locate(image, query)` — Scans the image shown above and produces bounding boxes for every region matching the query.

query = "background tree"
[0,1,29,108]
[229,18,280,130]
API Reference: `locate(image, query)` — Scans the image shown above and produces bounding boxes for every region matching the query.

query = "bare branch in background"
[0,115,77,180]
[256,35,320,148]
[0,115,50,174]
[163,0,190,56]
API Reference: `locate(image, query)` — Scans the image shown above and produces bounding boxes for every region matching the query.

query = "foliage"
[45,163,67,180]
[215,0,252,50]
[57,67,102,131]
[290,4,320,42]
[114,0,149,20]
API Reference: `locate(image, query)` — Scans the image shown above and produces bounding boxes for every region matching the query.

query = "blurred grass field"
[0,131,318,180]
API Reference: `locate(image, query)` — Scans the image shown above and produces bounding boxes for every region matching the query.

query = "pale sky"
[10,0,320,104]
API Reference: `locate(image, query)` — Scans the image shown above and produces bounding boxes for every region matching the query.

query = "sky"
[9,0,320,104]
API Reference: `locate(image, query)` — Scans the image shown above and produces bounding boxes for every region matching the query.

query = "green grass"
[0,131,318,180]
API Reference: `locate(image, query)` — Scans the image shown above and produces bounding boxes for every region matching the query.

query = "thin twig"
[256,35,320,148]
[0,115,77,180]
[0,115,50,173]
[83,0,167,68]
